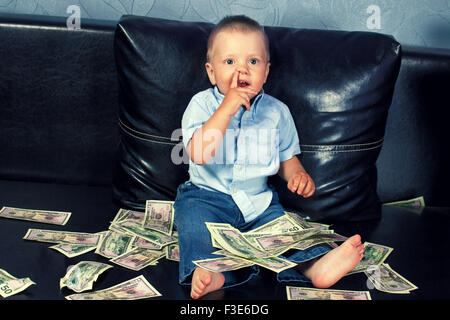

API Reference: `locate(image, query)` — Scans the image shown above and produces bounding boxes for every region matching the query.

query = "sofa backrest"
[376,46,450,207]
[112,15,401,221]
[0,13,449,208]
[0,13,118,186]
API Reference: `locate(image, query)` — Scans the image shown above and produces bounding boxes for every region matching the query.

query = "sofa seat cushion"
[1,178,449,299]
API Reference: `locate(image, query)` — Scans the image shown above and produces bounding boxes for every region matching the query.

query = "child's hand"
[287,170,315,198]
[220,70,258,116]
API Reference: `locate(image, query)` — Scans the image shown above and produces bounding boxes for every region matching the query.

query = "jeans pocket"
[175,181,197,201]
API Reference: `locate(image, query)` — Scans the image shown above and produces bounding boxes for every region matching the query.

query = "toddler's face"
[205,29,270,98]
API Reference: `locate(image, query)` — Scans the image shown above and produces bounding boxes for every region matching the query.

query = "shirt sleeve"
[181,93,212,149]
[278,104,301,162]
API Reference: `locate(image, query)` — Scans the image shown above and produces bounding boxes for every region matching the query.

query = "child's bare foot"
[191,267,225,299]
[302,234,364,288]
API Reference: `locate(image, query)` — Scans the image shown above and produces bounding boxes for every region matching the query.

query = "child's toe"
[200,273,212,286]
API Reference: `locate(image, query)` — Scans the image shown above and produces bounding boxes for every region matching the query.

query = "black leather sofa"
[0,13,449,304]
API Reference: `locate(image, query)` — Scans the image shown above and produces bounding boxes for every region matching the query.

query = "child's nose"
[236,65,249,74]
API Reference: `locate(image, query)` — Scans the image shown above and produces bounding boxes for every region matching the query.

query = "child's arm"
[278,156,315,198]
[187,70,257,165]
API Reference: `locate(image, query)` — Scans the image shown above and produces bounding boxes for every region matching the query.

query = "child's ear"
[205,62,216,85]
[263,62,271,84]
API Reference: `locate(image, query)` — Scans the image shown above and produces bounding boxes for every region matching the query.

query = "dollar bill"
[240,255,297,273]
[207,224,271,258]
[110,247,165,271]
[284,211,317,229]
[212,249,297,273]
[166,244,180,262]
[49,231,105,257]
[284,211,334,231]
[111,220,177,247]
[243,213,336,255]
[112,208,145,224]
[0,206,71,225]
[95,230,134,259]
[250,228,321,251]
[65,275,161,300]
[49,243,96,258]
[60,261,112,293]
[307,221,332,231]
[347,242,393,275]
[205,222,233,249]
[23,229,101,246]
[205,222,233,228]
[383,196,425,208]
[286,286,371,300]
[193,257,254,272]
[292,232,347,250]
[245,214,305,235]
[365,263,418,294]
[143,200,175,235]
[131,236,163,250]
[111,208,126,224]
[0,268,35,298]
[205,220,337,273]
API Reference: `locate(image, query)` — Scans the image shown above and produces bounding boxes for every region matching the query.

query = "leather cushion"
[112,15,401,221]
[375,47,450,207]
[0,14,119,186]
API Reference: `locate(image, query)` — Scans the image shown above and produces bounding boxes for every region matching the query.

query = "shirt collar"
[212,86,265,119]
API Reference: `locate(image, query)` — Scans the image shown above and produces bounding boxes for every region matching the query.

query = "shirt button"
[236,165,241,170]
[245,113,249,118]
[233,187,237,193]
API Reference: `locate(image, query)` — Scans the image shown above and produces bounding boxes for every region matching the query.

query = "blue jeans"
[173,181,331,289]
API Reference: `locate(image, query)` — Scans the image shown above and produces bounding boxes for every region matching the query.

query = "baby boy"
[174,15,364,299]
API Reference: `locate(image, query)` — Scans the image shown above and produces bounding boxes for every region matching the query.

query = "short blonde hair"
[206,15,270,62]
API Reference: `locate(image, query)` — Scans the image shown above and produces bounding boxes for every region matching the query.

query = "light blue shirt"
[182,86,301,222]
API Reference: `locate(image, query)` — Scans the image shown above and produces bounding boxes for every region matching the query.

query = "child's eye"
[225,59,234,65]
[249,58,258,65]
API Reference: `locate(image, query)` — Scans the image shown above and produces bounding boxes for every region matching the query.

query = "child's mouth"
[238,80,250,87]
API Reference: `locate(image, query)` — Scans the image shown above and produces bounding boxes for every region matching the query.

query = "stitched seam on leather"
[118,118,173,141]
[119,123,180,145]
[118,119,383,150]
[300,137,384,148]
[301,144,383,153]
